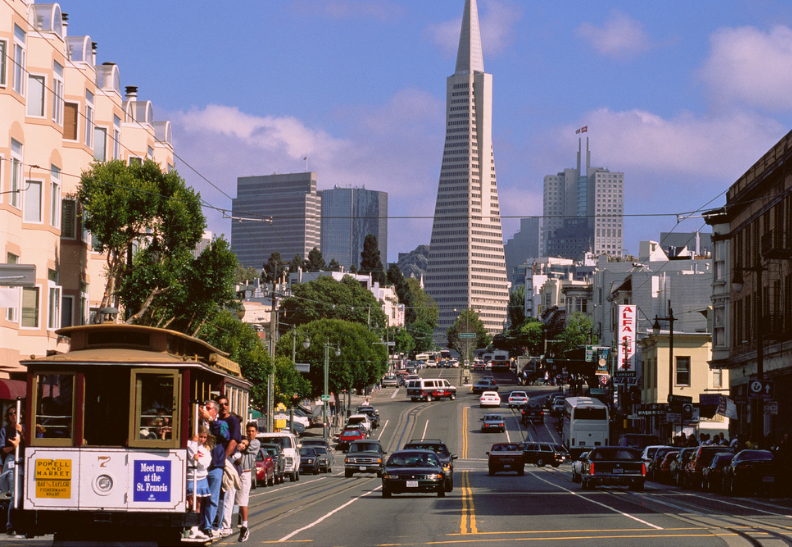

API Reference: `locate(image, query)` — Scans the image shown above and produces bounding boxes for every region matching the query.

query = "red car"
[337,426,367,451]
[255,448,276,487]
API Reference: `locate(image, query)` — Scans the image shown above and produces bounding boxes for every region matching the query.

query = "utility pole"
[267,281,278,432]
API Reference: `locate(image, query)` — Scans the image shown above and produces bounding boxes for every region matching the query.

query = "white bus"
[562,397,609,457]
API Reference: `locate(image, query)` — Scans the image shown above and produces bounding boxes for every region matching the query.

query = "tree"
[289,254,305,274]
[387,263,404,288]
[359,234,386,285]
[306,247,326,271]
[384,325,415,358]
[277,319,387,396]
[508,285,526,327]
[263,251,287,283]
[78,159,205,316]
[410,320,435,354]
[233,264,258,284]
[402,278,438,329]
[447,308,490,363]
[328,258,341,272]
[349,264,358,273]
[279,275,387,329]
[556,312,597,355]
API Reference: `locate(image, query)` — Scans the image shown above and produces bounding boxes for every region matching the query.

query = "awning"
[0,379,26,400]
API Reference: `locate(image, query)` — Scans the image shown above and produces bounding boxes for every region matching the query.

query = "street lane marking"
[531,473,663,530]
[278,484,381,541]
[421,420,429,440]
[460,471,477,535]
[462,407,468,460]
[391,388,399,399]
[377,420,389,440]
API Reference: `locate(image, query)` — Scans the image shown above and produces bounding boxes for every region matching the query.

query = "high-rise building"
[231,172,321,269]
[542,138,624,259]
[504,217,540,282]
[424,0,509,339]
[319,186,387,271]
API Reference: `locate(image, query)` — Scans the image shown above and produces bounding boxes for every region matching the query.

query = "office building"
[231,172,321,269]
[543,138,624,259]
[504,217,540,283]
[424,0,509,338]
[319,186,387,271]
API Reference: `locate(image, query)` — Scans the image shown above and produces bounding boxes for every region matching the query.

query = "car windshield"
[386,451,440,467]
[341,429,361,437]
[484,415,503,420]
[349,442,380,453]
[591,448,640,461]
[300,448,316,456]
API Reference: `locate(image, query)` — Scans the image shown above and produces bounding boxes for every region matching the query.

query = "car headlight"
[345,458,352,464]
[306,459,314,463]
[382,473,395,479]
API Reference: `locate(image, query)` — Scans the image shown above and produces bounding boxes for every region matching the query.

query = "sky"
[64,0,792,263]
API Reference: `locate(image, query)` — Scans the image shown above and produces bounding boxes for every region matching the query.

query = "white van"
[406,378,457,402]
[257,431,301,481]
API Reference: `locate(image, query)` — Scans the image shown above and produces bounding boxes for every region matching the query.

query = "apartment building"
[0,1,174,381]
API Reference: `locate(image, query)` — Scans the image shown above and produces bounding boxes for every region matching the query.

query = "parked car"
[345,414,372,433]
[337,426,367,451]
[301,438,334,454]
[356,406,380,428]
[683,445,736,489]
[487,442,525,476]
[257,432,301,481]
[507,391,529,408]
[258,443,286,485]
[649,446,678,481]
[381,450,447,498]
[578,446,645,491]
[521,402,545,425]
[640,445,672,481]
[299,447,329,475]
[472,378,498,394]
[480,413,505,433]
[522,442,568,468]
[479,391,501,408]
[702,452,735,492]
[345,439,386,477]
[401,439,456,492]
[654,450,679,483]
[669,447,696,486]
[254,447,276,487]
[721,449,777,496]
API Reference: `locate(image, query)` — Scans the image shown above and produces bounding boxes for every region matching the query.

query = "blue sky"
[67,0,792,262]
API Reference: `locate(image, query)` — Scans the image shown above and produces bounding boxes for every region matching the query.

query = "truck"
[490,351,510,372]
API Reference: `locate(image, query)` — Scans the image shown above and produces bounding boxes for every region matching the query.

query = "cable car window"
[129,369,180,449]
[32,373,74,446]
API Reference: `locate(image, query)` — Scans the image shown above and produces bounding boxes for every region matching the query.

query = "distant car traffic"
[487,443,524,476]
[479,391,501,408]
[472,378,498,393]
[337,426,367,451]
[520,402,544,425]
[381,375,399,388]
[480,413,505,433]
[507,391,529,408]
[381,450,447,498]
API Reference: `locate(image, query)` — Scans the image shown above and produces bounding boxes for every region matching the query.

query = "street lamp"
[292,329,311,363]
[732,264,765,443]
[323,341,341,440]
[653,308,676,437]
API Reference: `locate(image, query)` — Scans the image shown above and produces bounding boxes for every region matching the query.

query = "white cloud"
[426,0,522,59]
[575,10,651,60]
[289,0,404,22]
[700,25,792,112]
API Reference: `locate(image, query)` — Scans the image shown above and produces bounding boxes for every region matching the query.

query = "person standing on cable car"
[0,406,24,537]
[199,399,229,539]
[215,395,242,538]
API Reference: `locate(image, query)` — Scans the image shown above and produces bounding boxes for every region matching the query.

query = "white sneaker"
[220,528,234,538]
[212,529,221,538]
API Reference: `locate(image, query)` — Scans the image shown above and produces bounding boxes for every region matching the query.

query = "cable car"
[13,324,251,545]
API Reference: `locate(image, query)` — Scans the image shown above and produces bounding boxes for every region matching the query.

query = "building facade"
[1,0,174,383]
[319,186,387,272]
[231,172,321,269]
[424,0,509,339]
[504,217,540,284]
[542,138,624,259]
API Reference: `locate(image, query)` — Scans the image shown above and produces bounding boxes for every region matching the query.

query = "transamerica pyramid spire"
[455,0,485,75]
[425,0,509,343]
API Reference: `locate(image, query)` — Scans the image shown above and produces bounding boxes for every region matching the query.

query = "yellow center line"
[459,471,477,535]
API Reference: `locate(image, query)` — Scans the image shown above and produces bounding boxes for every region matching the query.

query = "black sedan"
[721,449,776,495]
[299,447,329,475]
[381,450,446,498]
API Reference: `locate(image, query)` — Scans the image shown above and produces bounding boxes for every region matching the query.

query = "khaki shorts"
[235,470,252,507]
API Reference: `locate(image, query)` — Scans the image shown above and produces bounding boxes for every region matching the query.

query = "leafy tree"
[276,319,387,396]
[516,318,545,356]
[78,159,205,316]
[387,263,404,288]
[349,264,358,273]
[306,247,326,271]
[555,312,597,355]
[289,254,305,274]
[508,285,526,327]
[446,308,490,363]
[233,264,259,284]
[359,234,386,285]
[402,278,438,329]
[410,320,435,354]
[384,325,415,358]
[328,258,341,271]
[279,275,387,329]
[263,251,287,283]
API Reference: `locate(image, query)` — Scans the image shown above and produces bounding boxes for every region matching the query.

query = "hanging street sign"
[458,333,476,339]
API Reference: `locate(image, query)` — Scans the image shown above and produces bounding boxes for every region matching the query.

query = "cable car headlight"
[93,474,114,495]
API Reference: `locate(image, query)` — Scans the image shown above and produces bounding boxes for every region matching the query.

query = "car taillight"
[590,463,595,475]
[641,463,646,476]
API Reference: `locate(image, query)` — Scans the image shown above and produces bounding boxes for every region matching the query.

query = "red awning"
[0,379,26,400]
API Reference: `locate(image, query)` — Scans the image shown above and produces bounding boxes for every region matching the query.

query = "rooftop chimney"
[92,42,97,65]
[61,13,68,38]
[125,86,138,101]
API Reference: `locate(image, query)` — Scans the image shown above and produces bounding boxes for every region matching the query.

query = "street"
[233,368,792,547]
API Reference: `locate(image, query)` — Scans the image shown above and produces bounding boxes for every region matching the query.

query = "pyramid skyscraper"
[424,0,509,340]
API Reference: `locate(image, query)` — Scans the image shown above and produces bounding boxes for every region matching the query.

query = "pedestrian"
[185,426,211,541]
[198,399,229,538]
[235,423,260,542]
[216,396,242,538]
[0,405,24,538]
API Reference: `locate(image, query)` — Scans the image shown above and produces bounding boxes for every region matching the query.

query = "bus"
[561,397,609,459]
[490,351,510,372]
